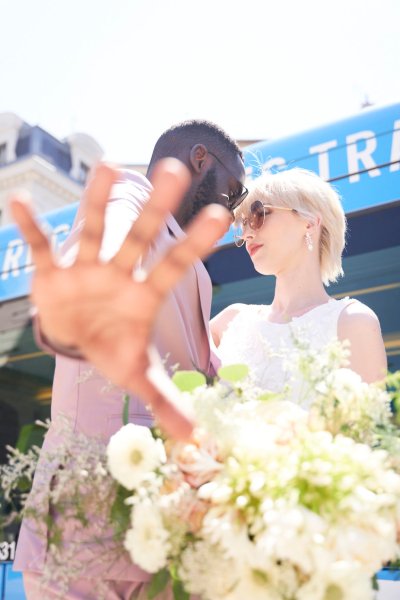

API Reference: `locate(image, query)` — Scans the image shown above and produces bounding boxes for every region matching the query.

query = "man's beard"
[190,168,218,220]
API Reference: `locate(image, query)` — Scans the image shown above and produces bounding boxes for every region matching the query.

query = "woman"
[211,168,387,398]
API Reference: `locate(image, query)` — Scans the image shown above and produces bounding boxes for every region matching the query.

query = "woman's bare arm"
[338,301,387,383]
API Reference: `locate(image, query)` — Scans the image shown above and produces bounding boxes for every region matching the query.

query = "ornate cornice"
[0,156,84,203]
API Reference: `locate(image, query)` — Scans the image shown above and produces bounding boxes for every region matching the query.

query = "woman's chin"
[253,261,275,276]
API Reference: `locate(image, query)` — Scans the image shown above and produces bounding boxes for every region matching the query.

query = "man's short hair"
[149,119,242,166]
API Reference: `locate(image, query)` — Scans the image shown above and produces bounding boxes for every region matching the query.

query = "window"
[0,143,7,165]
[78,161,90,183]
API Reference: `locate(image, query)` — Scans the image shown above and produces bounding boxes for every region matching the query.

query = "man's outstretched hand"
[10,159,231,441]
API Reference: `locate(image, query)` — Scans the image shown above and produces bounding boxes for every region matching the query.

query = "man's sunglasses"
[234,200,296,247]
[208,151,248,211]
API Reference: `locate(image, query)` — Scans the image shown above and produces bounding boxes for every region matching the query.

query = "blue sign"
[0,203,77,303]
[1,102,399,302]
[218,102,400,245]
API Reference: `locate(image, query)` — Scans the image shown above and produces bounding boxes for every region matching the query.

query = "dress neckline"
[256,298,342,326]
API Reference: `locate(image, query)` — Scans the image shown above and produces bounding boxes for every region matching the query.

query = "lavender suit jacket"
[14,169,219,580]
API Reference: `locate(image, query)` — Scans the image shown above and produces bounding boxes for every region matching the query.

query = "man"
[12,120,246,599]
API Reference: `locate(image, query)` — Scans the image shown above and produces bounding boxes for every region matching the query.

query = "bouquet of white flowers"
[1,339,400,599]
[106,340,400,600]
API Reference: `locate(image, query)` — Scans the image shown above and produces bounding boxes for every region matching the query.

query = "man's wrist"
[44,337,85,359]
[33,314,85,360]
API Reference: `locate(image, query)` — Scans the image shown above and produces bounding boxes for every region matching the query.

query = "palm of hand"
[10,160,230,439]
[33,264,158,389]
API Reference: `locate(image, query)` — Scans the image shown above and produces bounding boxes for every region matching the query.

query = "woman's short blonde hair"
[240,168,346,285]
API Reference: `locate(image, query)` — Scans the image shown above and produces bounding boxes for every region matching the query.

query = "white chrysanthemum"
[107,423,165,490]
[124,503,170,572]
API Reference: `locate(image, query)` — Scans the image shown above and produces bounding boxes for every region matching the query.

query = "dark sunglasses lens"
[249,201,265,230]
[229,186,248,211]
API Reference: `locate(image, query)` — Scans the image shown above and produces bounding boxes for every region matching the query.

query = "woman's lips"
[247,244,263,257]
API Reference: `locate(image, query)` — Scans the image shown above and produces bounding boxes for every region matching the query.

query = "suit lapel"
[165,213,212,361]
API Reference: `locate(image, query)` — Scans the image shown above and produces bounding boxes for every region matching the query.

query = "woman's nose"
[243,224,254,239]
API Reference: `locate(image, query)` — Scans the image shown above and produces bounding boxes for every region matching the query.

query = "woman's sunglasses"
[234,200,296,247]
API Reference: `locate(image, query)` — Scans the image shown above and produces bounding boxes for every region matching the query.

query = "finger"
[137,359,195,441]
[76,164,118,264]
[9,194,54,273]
[146,204,230,299]
[112,158,191,273]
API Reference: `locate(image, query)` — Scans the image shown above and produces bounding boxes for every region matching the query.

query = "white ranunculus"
[124,503,170,572]
[107,423,165,490]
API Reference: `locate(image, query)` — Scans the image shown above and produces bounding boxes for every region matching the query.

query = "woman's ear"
[306,214,322,232]
[189,144,208,174]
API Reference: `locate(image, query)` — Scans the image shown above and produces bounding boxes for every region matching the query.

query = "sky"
[1,0,399,164]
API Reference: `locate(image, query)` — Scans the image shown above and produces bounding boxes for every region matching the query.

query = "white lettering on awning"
[390,119,400,172]
[346,130,381,183]
[309,140,338,180]
[1,239,24,280]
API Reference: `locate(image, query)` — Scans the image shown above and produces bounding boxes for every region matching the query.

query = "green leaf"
[110,485,131,538]
[122,394,130,426]
[147,568,170,599]
[217,364,249,383]
[372,574,379,591]
[16,476,33,492]
[172,579,189,600]
[16,423,46,453]
[172,371,206,392]
[47,523,63,547]
[258,391,280,402]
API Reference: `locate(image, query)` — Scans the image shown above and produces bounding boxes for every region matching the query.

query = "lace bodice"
[217,298,355,407]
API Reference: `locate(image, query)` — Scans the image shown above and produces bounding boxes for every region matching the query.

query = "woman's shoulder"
[337,298,381,331]
[336,299,386,383]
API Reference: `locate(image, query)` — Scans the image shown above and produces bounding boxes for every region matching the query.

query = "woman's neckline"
[256,298,340,326]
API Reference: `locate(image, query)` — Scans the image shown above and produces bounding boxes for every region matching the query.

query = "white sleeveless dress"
[217,297,355,408]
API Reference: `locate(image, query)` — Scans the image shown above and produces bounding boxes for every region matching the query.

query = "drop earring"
[305,231,313,251]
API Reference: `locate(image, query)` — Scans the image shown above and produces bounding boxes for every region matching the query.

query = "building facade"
[0,112,104,226]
